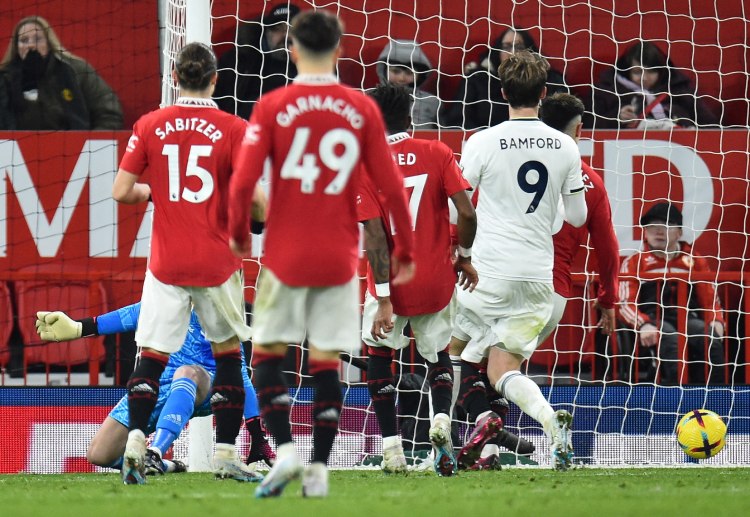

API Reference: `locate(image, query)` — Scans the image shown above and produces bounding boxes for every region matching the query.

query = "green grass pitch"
[2,469,749,517]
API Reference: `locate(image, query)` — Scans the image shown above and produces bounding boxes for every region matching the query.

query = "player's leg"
[122,271,190,485]
[411,307,456,476]
[299,274,360,497]
[251,268,307,497]
[147,364,211,474]
[87,415,129,469]
[190,270,258,482]
[361,292,409,474]
[242,354,276,467]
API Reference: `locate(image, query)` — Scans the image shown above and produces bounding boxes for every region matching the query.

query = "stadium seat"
[14,281,107,367]
[0,282,13,367]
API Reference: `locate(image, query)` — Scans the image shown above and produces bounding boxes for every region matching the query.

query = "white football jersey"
[460,118,583,282]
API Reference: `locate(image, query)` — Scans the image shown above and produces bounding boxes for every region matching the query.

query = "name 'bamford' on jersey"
[275,95,364,129]
[499,136,562,150]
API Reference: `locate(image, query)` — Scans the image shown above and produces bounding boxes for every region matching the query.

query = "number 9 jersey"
[459,118,584,283]
[119,97,248,287]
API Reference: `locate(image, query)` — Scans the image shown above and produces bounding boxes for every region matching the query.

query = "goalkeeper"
[35,303,274,478]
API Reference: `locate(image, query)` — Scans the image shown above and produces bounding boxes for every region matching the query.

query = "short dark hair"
[175,42,217,91]
[368,84,411,133]
[640,202,683,227]
[290,10,341,55]
[498,50,549,108]
[620,41,669,86]
[540,93,585,133]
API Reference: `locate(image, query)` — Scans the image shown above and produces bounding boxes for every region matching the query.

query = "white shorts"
[252,268,361,352]
[456,277,554,362]
[537,291,568,344]
[136,269,252,354]
[361,291,454,364]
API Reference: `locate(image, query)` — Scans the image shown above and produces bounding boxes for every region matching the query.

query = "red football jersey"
[553,161,619,308]
[229,75,413,287]
[358,133,470,316]
[119,97,246,287]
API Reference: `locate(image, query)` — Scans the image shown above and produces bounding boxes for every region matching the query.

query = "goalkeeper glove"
[35,311,83,342]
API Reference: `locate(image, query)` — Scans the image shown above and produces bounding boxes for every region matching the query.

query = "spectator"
[376,39,439,128]
[443,28,567,130]
[618,202,726,385]
[0,16,123,130]
[214,3,300,119]
[586,41,718,129]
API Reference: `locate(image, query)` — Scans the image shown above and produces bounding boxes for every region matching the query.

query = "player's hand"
[638,322,659,347]
[454,256,478,292]
[595,302,615,335]
[230,237,252,258]
[390,256,415,286]
[371,297,395,341]
[35,311,82,342]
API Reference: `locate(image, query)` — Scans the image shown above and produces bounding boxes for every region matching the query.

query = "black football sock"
[310,360,343,464]
[127,350,168,432]
[367,347,398,438]
[211,348,246,445]
[459,360,492,423]
[252,352,293,446]
[427,350,453,416]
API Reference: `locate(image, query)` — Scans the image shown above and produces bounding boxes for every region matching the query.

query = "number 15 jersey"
[119,97,247,287]
[459,118,583,283]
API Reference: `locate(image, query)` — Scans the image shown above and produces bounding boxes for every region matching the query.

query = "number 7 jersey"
[119,97,247,287]
[459,118,583,282]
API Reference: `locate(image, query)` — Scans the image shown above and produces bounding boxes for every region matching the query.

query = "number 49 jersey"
[460,118,583,283]
[119,98,246,287]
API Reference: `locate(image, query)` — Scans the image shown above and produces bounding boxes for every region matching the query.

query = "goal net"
[159,0,750,468]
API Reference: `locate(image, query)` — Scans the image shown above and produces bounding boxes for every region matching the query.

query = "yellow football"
[676,409,727,459]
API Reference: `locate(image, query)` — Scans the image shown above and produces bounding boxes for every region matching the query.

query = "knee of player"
[174,365,211,400]
[86,438,112,467]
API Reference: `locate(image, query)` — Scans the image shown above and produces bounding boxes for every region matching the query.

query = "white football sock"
[495,370,554,435]
[449,355,462,416]
[383,435,401,450]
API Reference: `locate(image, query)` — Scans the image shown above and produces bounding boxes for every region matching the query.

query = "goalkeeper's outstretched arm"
[35,303,143,342]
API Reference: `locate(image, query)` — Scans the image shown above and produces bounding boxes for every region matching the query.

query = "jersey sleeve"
[585,176,620,309]
[618,253,651,329]
[118,119,149,175]
[561,138,584,195]
[458,133,483,189]
[692,256,725,326]
[95,303,142,334]
[228,102,272,244]
[439,142,471,197]
[357,178,382,223]
[361,99,413,263]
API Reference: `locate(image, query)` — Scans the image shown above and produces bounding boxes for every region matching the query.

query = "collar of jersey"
[293,73,339,85]
[175,97,218,108]
[387,132,410,144]
[509,117,540,121]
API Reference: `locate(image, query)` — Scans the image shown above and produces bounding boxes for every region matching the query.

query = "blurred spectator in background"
[214,3,300,119]
[0,16,122,130]
[586,41,718,129]
[376,39,438,128]
[442,28,567,129]
[618,203,726,385]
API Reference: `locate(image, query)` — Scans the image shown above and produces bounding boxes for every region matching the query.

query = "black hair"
[618,41,670,86]
[368,84,411,133]
[488,27,539,71]
[175,42,217,91]
[290,10,341,55]
[540,93,585,133]
[498,50,550,108]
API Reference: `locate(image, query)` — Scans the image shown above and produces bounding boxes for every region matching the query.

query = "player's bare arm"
[450,189,478,291]
[112,168,151,204]
[363,217,394,340]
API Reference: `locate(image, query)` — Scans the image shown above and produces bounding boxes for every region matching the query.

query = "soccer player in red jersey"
[538,92,619,341]
[112,42,266,485]
[356,84,477,477]
[228,11,415,497]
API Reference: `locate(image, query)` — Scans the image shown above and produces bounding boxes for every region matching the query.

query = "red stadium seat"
[15,281,107,367]
[0,282,12,367]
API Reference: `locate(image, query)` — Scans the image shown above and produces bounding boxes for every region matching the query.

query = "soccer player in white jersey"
[228,11,415,498]
[112,42,266,484]
[451,51,587,471]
